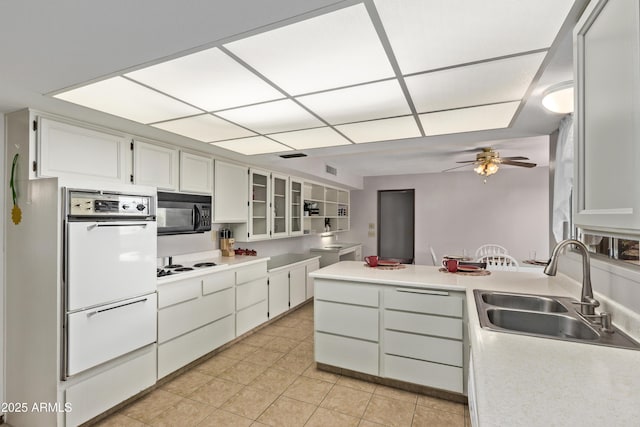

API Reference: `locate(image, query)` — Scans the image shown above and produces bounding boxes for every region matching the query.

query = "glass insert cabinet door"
[250,169,270,239]
[271,173,289,237]
[290,179,303,236]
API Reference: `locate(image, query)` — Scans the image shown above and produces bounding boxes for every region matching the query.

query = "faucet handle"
[582,311,613,333]
[571,298,600,308]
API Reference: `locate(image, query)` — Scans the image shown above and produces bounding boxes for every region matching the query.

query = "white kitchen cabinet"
[303,181,350,234]
[574,0,640,233]
[235,261,269,335]
[268,269,290,319]
[305,258,320,300]
[290,178,304,236]
[133,140,179,191]
[232,168,271,241]
[289,265,306,308]
[272,173,289,238]
[179,151,213,194]
[214,160,249,223]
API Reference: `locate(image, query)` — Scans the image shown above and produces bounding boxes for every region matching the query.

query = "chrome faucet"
[544,239,600,316]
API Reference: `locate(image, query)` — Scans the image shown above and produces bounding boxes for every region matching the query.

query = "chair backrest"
[476,253,520,271]
[475,244,508,259]
[429,247,438,266]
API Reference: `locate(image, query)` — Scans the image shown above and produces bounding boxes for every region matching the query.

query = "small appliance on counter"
[220,228,235,257]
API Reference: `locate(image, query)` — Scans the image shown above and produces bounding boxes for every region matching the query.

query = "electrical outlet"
[368,231,376,237]
[369,223,375,230]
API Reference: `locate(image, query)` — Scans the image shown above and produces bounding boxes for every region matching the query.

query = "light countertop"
[311,261,640,426]
[267,253,321,272]
[309,242,361,253]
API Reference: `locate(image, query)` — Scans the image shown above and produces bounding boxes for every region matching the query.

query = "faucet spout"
[544,239,598,315]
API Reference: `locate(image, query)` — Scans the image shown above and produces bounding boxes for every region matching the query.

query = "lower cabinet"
[305,258,320,299]
[268,258,319,319]
[235,262,269,336]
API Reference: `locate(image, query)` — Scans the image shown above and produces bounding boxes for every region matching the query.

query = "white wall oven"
[63,188,157,379]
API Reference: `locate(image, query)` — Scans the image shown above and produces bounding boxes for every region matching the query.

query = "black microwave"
[157,192,212,235]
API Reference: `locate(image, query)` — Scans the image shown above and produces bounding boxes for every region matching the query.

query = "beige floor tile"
[247,367,299,394]
[374,384,418,404]
[93,413,148,426]
[240,331,276,348]
[219,342,260,360]
[282,375,334,405]
[305,407,360,427]
[416,395,464,416]
[250,422,272,427]
[256,396,316,427]
[149,398,214,426]
[262,335,300,353]
[302,364,340,383]
[198,408,253,427]
[289,341,314,358]
[273,352,313,375]
[242,348,285,367]
[218,361,268,385]
[320,384,372,418]
[122,389,183,424]
[363,395,416,427]
[336,375,377,393]
[267,325,312,341]
[464,406,472,427]
[195,355,239,376]
[412,405,464,427]
[221,387,279,420]
[187,378,243,407]
[359,420,386,427]
[161,371,213,397]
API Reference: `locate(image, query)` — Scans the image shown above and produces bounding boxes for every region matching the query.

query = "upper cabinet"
[214,160,249,223]
[574,0,640,233]
[271,173,289,238]
[133,140,179,191]
[290,178,304,237]
[179,151,213,195]
[304,182,350,234]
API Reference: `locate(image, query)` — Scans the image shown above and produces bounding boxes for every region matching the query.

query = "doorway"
[378,189,415,264]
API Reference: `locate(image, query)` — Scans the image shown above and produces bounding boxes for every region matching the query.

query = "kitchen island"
[310,261,640,426]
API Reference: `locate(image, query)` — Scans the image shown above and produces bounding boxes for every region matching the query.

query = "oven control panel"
[69,191,153,217]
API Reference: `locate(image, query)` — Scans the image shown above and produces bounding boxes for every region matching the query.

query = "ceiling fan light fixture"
[474,160,499,176]
[542,81,574,114]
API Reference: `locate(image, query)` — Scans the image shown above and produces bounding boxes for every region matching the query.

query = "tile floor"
[96,302,471,427]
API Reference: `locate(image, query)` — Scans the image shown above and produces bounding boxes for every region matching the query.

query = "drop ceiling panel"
[216,99,324,134]
[53,77,201,124]
[125,47,284,111]
[269,127,352,149]
[407,52,546,113]
[336,116,421,143]
[419,102,520,136]
[375,0,575,73]
[212,136,292,155]
[296,80,412,125]
[224,4,395,95]
[152,114,256,142]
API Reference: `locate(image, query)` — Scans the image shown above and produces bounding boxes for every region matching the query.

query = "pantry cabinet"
[179,151,213,194]
[214,160,249,222]
[133,140,179,191]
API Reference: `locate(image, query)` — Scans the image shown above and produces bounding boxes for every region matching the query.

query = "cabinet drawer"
[315,332,378,375]
[158,278,201,308]
[384,330,462,367]
[236,300,268,336]
[385,310,462,340]
[315,300,378,341]
[384,288,462,317]
[158,315,235,379]
[236,262,267,285]
[383,354,463,393]
[202,270,235,295]
[315,280,379,307]
[236,277,267,310]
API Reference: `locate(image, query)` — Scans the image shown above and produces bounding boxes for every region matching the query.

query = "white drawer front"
[315,280,379,307]
[236,277,267,310]
[236,262,267,285]
[315,301,378,341]
[236,300,268,336]
[384,354,463,393]
[315,332,378,375]
[158,278,200,308]
[158,315,235,379]
[384,288,463,317]
[385,310,463,340]
[202,270,235,295]
[384,330,462,367]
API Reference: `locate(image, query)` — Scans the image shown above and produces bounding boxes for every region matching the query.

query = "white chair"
[477,253,520,271]
[475,244,508,259]
[429,247,438,266]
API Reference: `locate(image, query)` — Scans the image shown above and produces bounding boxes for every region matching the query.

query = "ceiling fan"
[444,147,537,180]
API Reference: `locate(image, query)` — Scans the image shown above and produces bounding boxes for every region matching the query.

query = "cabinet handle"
[395,288,449,296]
[87,297,148,317]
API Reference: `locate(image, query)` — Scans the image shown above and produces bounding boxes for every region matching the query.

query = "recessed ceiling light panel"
[374,0,575,73]
[224,4,395,95]
[212,136,292,155]
[406,52,546,113]
[296,80,411,125]
[152,114,256,142]
[125,47,284,111]
[269,127,352,150]
[54,76,201,124]
[336,116,421,143]
[419,101,520,136]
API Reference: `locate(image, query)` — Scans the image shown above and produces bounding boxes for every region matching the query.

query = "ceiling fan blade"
[442,163,475,172]
[501,160,537,168]
[455,160,476,164]
[500,156,529,161]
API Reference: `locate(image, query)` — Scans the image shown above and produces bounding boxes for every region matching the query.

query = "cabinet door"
[214,161,249,223]
[289,265,306,308]
[37,117,130,183]
[574,0,640,232]
[249,169,270,240]
[268,270,289,318]
[271,173,289,238]
[290,179,304,236]
[180,151,213,194]
[133,140,179,191]
[305,259,320,299]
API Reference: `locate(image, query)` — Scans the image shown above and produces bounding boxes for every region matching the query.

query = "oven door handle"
[86,297,148,317]
[87,223,148,230]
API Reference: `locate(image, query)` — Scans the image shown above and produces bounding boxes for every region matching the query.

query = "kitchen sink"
[474,290,640,350]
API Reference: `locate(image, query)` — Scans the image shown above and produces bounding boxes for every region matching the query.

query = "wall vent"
[279,153,307,159]
[326,164,338,176]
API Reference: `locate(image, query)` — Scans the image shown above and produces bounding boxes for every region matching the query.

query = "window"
[579,230,640,266]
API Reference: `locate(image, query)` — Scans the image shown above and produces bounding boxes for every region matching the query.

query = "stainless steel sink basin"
[474,290,640,350]
[481,292,568,313]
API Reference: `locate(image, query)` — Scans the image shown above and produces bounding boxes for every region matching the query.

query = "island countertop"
[311,261,640,426]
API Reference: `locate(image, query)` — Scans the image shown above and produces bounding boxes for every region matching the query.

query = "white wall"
[1,113,5,404]
[343,167,550,265]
